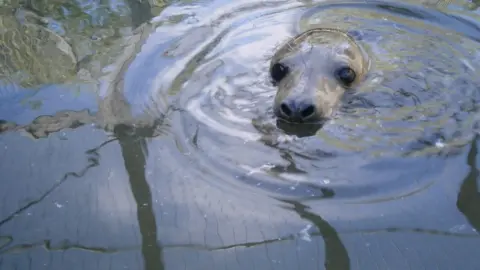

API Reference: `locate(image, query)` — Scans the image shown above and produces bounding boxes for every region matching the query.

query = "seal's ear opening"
[276,119,323,138]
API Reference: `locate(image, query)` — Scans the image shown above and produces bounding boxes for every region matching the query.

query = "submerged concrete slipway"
[2,0,480,269]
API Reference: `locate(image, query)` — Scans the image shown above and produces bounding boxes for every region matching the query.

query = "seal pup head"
[270,28,369,124]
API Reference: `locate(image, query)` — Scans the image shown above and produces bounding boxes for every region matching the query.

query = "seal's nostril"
[300,104,315,119]
[277,100,318,122]
[280,103,293,117]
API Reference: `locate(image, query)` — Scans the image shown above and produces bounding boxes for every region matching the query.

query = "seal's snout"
[278,97,320,123]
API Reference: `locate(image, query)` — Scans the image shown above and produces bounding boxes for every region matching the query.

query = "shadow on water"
[98,0,165,267]
[0,0,166,269]
[279,199,350,270]
[114,124,164,270]
[3,0,480,269]
[0,138,107,228]
[457,134,480,234]
[275,120,324,138]
[0,138,120,253]
[0,123,167,269]
[128,0,154,29]
[90,0,166,268]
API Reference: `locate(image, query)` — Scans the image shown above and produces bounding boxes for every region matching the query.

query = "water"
[1,0,480,269]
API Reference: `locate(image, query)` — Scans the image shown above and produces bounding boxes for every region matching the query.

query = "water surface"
[1,0,480,269]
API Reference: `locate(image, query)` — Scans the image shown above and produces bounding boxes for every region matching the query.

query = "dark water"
[1,0,480,269]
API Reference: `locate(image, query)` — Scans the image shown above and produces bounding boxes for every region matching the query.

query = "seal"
[270,28,370,123]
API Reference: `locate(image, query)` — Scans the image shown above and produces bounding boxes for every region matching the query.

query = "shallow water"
[1,0,480,269]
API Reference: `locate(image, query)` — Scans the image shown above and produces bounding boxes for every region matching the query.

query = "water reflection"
[457,134,480,233]
[2,0,480,269]
[98,0,165,268]
[279,199,350,270]
[275,120,324,138]
[1,0,167,269]
[0,109,95,138]
[114,124,164,270]
[127,0,154,28]
[0,138,104,228]
[0,138,116,254]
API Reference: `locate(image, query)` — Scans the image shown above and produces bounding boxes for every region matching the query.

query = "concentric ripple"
[160,0,480,201]
[297,1,480,157]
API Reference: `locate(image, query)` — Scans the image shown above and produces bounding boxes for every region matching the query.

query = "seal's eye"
[335,66,356,86]
[270,63,289,83]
